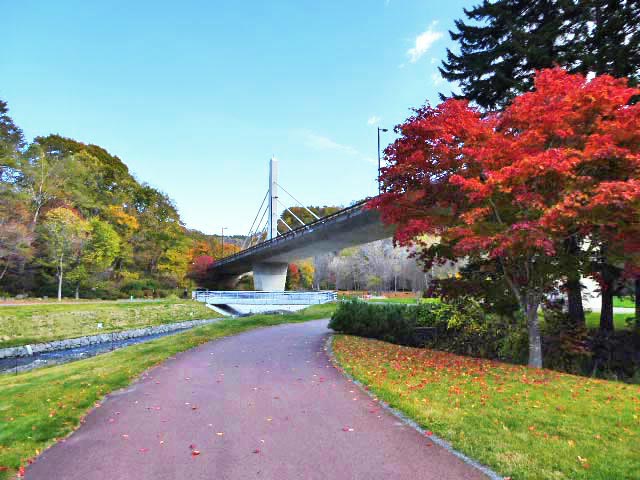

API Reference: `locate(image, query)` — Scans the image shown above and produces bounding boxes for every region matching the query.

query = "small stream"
[0,318,225,375]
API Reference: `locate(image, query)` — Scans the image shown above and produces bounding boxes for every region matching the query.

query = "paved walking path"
[26,320,487,480]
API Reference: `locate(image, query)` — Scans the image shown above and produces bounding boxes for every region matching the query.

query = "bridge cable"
[278,218,294,232]
[276,198,306,228]
[275,183,321,221]
[250,210,269,247]
[253,222,268,246]
[243,191,269,249]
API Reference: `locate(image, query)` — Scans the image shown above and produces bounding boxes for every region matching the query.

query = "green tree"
[18,143,74,226]
[38,208,90,301]
[68,218,120,298]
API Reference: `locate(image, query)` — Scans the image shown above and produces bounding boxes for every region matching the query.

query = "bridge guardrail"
[193,290,338,305]
[213,199,371,268]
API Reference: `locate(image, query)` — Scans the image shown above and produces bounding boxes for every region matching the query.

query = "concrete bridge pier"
[252,262,288,291]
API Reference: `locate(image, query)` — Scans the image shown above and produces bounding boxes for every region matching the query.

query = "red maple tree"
[371,68,640,367]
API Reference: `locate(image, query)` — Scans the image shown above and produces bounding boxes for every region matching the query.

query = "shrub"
[329,299,415,345]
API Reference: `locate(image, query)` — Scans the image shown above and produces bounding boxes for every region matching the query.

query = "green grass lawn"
[333,335,640,480]
[0,303,335,478]
[359,297,441,305]
[0,300,220,348]
[585,311,633,330]
[614,297,636,308]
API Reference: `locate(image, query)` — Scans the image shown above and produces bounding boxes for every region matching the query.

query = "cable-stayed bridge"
[204,157,394,292]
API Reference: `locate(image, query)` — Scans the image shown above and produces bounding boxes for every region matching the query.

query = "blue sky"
[3,0,473,235]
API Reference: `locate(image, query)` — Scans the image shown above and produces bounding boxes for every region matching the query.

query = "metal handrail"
[212,199,371,267]
[193,290,338,305]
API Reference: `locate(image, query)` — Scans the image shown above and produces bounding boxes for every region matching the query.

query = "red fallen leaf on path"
[139,448,149,453]
[253,449,261,454]
[191,450,200,456]
[342,427,354,432]
[18,466,25,477]
[425,431,433,436]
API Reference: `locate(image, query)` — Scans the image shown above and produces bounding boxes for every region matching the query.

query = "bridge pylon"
[268,156,278,240]
[250,157,287,291]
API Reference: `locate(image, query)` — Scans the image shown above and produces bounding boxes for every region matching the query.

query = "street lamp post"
[377,127,388,195]
[221,227,227,257]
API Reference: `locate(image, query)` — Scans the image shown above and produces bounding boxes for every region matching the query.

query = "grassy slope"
[0,303,335,478]
[333,335,640,480]
[0,300,220,348]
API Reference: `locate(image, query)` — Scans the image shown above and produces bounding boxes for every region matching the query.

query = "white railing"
[192,290,337,305]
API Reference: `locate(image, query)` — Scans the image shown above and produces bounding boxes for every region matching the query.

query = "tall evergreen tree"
[0,99,24,184]
[439,0,578,110]
[578,0,640,83]
[440,0,639,110]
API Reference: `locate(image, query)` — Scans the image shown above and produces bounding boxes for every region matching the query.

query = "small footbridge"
[193,290,337,315]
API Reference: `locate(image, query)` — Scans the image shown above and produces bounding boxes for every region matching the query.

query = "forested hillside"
[0,99,238,299]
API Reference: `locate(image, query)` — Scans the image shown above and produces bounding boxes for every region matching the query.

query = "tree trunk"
[565,237,585,327]
[525,299,543,368]
[635,277,640,330]
[600,288,614,332]
[0,263,9,282]
[566,277,585,327]
[75,282,80,300]
[57,256,63,302]
[599,266,617,332]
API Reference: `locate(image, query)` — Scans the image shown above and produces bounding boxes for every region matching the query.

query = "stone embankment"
[0,318,220,359]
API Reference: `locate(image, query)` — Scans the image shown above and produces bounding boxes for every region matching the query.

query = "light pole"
[377,127,388,194]
[221,227,227,257]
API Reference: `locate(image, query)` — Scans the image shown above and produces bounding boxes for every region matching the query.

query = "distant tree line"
[0,102,237,300]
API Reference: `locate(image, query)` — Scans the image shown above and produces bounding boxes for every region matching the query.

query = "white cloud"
[407,22,443,63]
[431,72,444,86]
[367,115,381,126]
[301,130,376,165]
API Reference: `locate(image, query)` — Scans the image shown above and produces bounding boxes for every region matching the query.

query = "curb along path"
[26,320,488,480]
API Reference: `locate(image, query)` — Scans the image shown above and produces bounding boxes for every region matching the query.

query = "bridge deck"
[207,200,394,281]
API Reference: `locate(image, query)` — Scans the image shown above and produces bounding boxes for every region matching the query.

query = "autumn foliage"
[371,68,640,367]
